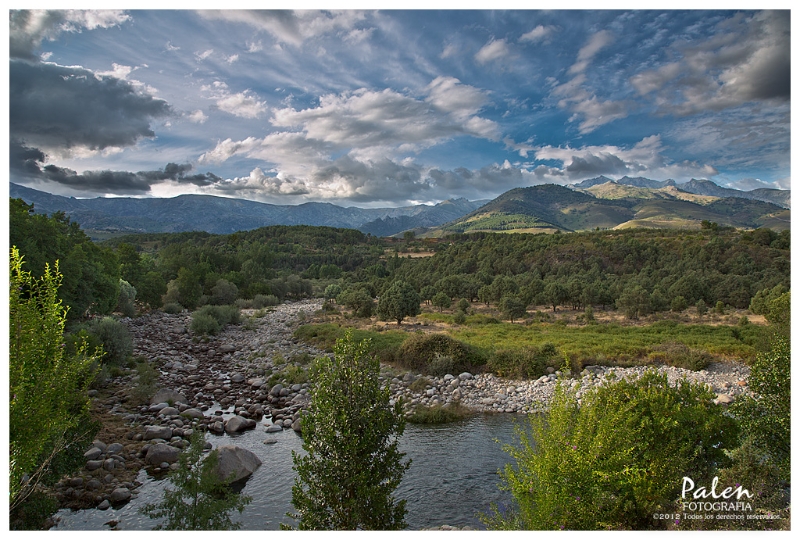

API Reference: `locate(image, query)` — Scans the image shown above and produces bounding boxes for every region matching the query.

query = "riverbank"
[46,299,751,520]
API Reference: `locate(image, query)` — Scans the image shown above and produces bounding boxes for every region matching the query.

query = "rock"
[86,460,103,471]
[92,440,108,452]
[144,425,173,441]
[225,415,256,433]
[84,447,103,460]
[265,424,283,433]
[269,384,284,397]
[715,393,735,405]
[180,408,205,420]
[105,443,124,455]
[145,443,179,466]
[248,378,266,388]
[149,402,170,412]
[151,389,188,405]
[264,438,278,444]
[458,372,473,381]
[214,445,262,483]
[159,406,180,416]
[292,417,302,432]
[109,487,131,503]
[97,500,111,510]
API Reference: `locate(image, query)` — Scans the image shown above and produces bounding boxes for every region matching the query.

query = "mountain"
[9,183,483,237]
[427,181,789,236]
[678,179,790,208]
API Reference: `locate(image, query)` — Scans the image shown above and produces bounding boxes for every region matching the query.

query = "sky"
[6,6,792,207]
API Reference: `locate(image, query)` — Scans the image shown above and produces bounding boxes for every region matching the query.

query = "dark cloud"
[565,153,630,176]
[10,60,171,154]
[10,139,220,194]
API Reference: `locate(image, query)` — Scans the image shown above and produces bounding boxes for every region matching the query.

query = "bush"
[191,304,242,335]
[488,344,558,379]
[407,402,472,424]
[211,279,239,305]
[648,341,711,371]
[252,294,280,309]
[395,333,482,375]
[87,316,133,365]
[117,279,137,317]
[482,371,739,530]
[191,313,221,335]
[453,310,466,325]
[131,361,160,405]
[163,302,183,314]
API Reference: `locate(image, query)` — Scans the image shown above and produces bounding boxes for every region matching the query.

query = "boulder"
[225,415,256,433]
[105,443,125,455]
[150,389,188,405]
[145,443,179,466]
[144,425,173,441]
[214,445,262,483]
[109,488,131,503]
[180,408,205,420]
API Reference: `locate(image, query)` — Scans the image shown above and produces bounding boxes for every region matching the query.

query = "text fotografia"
[679,476,756,517]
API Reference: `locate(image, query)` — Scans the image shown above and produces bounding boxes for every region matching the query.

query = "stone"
[159,407,180,416]
[145,443,179,466]
[151,389,188,405]
[458,372,473,381]
[225,415,256,433]
[292,417,302,432]
[269,384,284,397]
[715,393,735,405]
[214,445,262,483]
[86,460,103,471]
[105,443,124,455]
[97,500,111,510]
[84,447,103,460]
[180,408,205,420]
[109,487,131,503]
[144,425,173,441]
[265,424,283,433]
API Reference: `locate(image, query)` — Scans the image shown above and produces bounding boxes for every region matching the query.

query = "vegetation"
[9,248,100,514]
[482,371,739,530]
[288,331,410,530]
[377,280,421,324]
[140,431,252,530]
[406,402,473,424]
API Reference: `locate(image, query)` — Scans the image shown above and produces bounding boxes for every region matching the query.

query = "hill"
[9,183,483,238]
[431,182,788,235]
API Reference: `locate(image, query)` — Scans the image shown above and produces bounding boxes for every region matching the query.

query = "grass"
[406,402,473,424]
[294,323,407,356]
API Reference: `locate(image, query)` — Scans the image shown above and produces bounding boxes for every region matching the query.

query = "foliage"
[647,341,711,371]
[395,333,483,375]
[487,344,558,379]
[499,295,527,322]
[323,283,342,302]
[288,330,410,530]
[131,360,160,405]
[117,279,137,317]
[9,247,99,510]
[482,371,739,530]
[432,291,451,312]
[10,199,120,319]
[140,431,252,530]
[378,280,421,324]
[191,304,241,335]
[86,316,134,365]
[406,402,472,424]
[163,302,183,314]
[337,287,374,317]
[210,278,239,305]
[730,336,790,480]
[252,294,279,308]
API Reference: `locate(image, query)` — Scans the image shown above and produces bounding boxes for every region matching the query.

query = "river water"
[52,413,522,530]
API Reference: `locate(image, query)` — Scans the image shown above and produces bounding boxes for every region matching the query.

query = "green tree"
[140,431,251,530]
[324,283,342,303]
[337,288,374,317]
[377,281,420,325]
[616,284,651,320]
[210,278,238,305]
[9,247,99,511]
[117,279,137,317]
[499,295,527,323]
[432,291,451,312]
[288,331,410,530]
[482,371,738,530]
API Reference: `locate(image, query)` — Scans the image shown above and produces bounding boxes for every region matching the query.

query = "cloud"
[475,38,510,65]
[186,110,208,123]
[202,82,268,119]
[10,139,220,194]
[631,10,789,115]
[197,10,368,47]
[532,135,719,182]
[10,60,171,156]
[569,30,613,74]
[195,49,214,61]
[9,9,131,59]
[520,25,556,43]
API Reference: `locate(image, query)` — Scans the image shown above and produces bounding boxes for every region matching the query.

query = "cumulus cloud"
[186,110,208,123]
[10,60,171,156]
[202,81,268,119]
[520,25,556,43]
[9,9,131,59]
[532,135,718,182]
[631,10,789,115]
[569,30,613,74]
[197,10,368,47]
[475,38,510,65]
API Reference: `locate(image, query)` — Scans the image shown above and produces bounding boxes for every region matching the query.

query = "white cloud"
[201,83,268,119]
[440,43,458,59]
[520,25,556,43]
[165,41,180,51]
[569,30,613,74]
[195,49,214,61]
[226,54,239,64]
[187,110,208,123]
[475,38,510,65]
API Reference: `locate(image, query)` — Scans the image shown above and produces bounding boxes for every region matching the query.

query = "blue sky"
[7,7,791,206]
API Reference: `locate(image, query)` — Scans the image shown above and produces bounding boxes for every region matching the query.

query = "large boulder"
[150,389,188,405]
[143,425,173,441]
[214,445,262,483]
[224,415,256,434]
[145,443,179,466]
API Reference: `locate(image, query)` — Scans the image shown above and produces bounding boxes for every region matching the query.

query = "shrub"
[192,304,241,335]
[671,295,688,312]
[488,344,559,379]
[131,361,159,405]
[252,294,280,309]
[407,402,472,424]
[87,316,134,365]
[211,279,239,305]
[648,341,711,371]
[163,302,183,314]
[408,376,431,393]
[395,333,481,374]
[117,279,137,317]
[482,370,739,530]
[456,298,471,313]
[191,312,221,335]
[453,310,467,325]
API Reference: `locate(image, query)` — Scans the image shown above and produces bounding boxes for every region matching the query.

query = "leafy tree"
[432,291,451,312]
[499,295,527,323]
[543,281,568,312]
[616,284,651,320]
[210,278,238,305]
[671,295,688,312]
[140,431,251,530]
[377,281,420,325]
[323,283,342,303]
[337,288,374,317]
[482,371,738,530]
[288,331,410,530]
[9,247,99,511]
[420,285,437,305]
[117,279,137,317]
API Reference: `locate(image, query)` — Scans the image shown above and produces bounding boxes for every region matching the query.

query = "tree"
[616,284,651,320]
[117,279,137,317]
[9,247,99,511]
[377,281,420,325]
[323,283,342,303]
[210,278,238,305]
[499,295,526,323]
[432,291,451,312]
[140,431,251,530]
[482,371,738,530]
[288,331,410,530]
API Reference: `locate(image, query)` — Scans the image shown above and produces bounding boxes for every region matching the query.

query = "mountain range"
[9,177,790,238]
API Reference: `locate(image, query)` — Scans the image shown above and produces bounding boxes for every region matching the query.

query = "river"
[52,413,522,530]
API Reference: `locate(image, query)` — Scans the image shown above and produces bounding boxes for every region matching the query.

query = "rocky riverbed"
[47,299,751,520]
